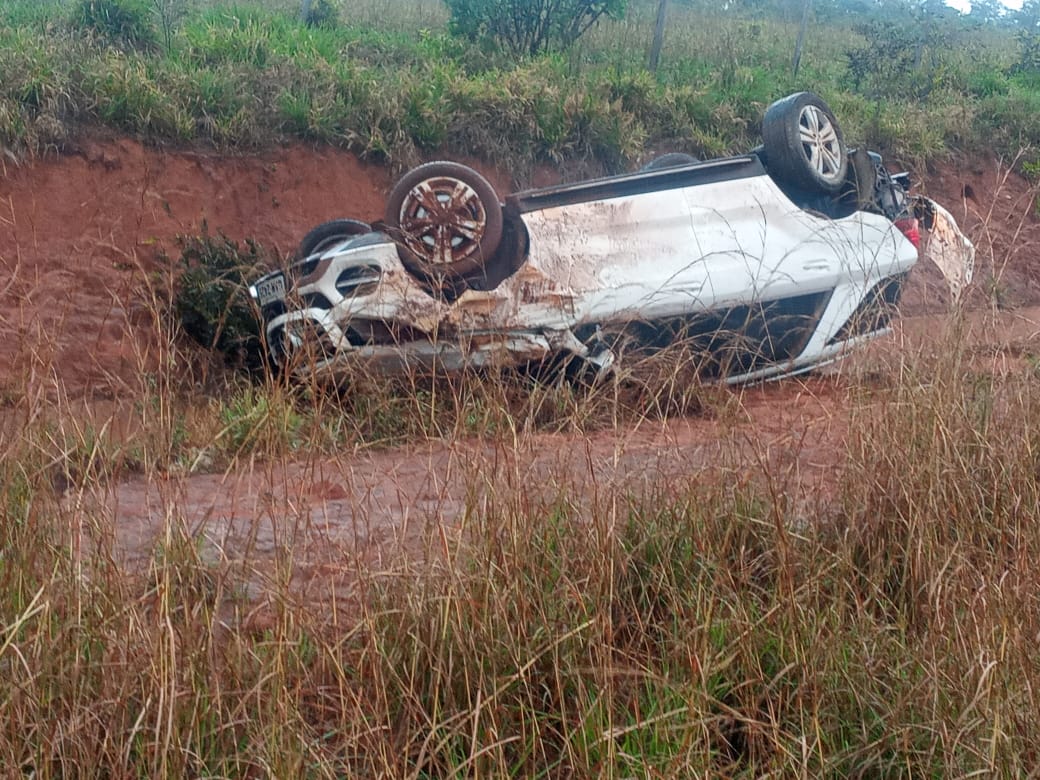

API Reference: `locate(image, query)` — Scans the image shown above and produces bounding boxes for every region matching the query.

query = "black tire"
[385,161,503,279]
[461,208,529,292]
[842,147,878,211]
[640,152,699,171]
[297,219,372,258]
[762,92,848,195]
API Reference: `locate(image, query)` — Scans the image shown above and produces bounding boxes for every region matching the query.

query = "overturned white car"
[251,92,973,384]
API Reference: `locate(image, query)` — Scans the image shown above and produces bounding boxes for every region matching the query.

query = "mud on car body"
[250,92,974,384]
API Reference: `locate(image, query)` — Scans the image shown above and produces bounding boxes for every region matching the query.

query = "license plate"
[253,273,286,307]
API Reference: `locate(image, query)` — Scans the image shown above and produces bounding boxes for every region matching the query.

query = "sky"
[946,0,1022,11]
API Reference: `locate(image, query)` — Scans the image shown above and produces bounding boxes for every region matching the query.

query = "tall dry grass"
[2,239,1040,776]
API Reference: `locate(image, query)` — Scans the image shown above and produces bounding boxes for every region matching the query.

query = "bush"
[966,66,1011,98]
[445,0,628,56]
[845,21,925,101]
[174,232,273,371]
[71,0,157,51]
[302,0,340,28]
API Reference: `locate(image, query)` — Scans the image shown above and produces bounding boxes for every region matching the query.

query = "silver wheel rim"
[797,105,842,183]
[398,176,487,266]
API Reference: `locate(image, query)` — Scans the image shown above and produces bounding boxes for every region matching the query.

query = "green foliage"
[174,232,272,371]
[976,80,1040,150]
[845,22,916,99]
[216,386,306,455]
[0,28,82,153]
[445,0,628,55]
[0,0,65,27]
[967,66,1011,97]
[71,0,157,51]
[1022,158,1040,181]
[0,0,1036,166]
[85,53,193,139]
[844,18,956,102]
[1014,26,1040,74]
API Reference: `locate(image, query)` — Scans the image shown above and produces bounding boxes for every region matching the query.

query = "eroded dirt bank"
[0,139,394,399]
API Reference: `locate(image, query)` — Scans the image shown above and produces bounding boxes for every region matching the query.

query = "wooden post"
[792,0,812,78]
[649,0,668,73]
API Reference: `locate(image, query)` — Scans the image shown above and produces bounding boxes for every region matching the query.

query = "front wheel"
[762,92,848,195]
[385,161,503,279]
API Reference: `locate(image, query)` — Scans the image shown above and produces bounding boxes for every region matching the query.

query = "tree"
[298,0,339,27]
[1013,0,1040,71]
[1014,0,1040,30]
[846,21,915,101]
[967,0,1005,26]
[151,0,190,52]
[445,0,628,56]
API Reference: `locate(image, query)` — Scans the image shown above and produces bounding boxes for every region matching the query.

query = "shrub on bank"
[174,232,272,372]
[71,0,157,51]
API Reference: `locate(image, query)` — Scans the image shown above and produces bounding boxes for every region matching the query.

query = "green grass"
[1,0,1038,171]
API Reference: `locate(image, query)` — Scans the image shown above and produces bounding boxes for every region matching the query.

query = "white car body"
[252,153,968,384]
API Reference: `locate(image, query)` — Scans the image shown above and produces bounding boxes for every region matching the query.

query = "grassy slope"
[2,0,1040,178]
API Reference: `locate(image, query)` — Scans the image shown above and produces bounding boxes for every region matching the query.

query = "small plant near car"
[173,231,273,372]
[215,385,306,458]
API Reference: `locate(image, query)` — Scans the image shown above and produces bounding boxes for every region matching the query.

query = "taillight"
[894,217,920,249]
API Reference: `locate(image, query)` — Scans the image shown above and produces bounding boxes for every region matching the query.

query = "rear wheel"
[298,219,372,258]
[762,92,847,194]
[385,161,503,279]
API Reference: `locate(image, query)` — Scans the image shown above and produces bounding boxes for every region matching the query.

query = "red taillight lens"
[894,217,920,249]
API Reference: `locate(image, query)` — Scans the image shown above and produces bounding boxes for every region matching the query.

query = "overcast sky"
[946,0,1023,11]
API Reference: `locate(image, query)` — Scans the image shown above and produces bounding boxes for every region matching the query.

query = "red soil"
[0,139,392,399]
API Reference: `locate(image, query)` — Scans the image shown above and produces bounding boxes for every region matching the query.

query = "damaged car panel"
[250,92,974,384]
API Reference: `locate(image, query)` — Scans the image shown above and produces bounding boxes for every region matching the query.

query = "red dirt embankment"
[2,139,1039,400]
[1,138,1038,398]
[0,139,395,398]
